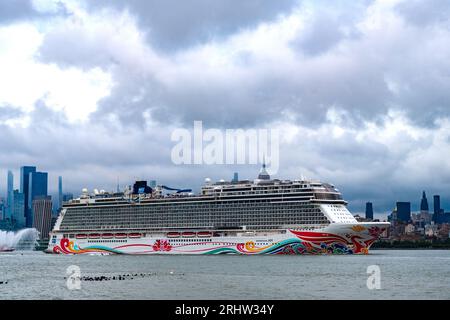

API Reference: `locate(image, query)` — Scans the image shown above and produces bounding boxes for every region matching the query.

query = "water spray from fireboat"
[0,229,40,252]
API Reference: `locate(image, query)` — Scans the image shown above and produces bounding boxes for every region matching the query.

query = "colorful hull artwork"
[48,222,388,255]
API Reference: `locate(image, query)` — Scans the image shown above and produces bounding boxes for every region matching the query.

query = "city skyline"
[0,165,449,219]
[1,0,450,216]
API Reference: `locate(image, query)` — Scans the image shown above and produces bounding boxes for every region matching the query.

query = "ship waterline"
[48,223,388,255]
[47,164,389,255]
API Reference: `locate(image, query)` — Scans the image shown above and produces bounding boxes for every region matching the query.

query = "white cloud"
[0,21,112,123]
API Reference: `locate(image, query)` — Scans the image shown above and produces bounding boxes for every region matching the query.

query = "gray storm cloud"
[0,0,41,23]
[395,0,450,27]
[0,0,68,24]
[1,0,450,216]
[86,0,298,52]
[36,0,450,129]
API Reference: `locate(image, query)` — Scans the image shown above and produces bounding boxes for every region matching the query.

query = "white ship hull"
[46,222,388,255]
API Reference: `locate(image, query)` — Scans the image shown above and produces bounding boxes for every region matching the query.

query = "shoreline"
[371,239,450,250]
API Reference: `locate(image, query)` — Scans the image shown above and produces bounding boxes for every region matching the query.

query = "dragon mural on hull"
[51,226,386,255]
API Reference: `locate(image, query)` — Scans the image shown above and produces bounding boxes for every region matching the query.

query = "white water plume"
[0,229,40,251]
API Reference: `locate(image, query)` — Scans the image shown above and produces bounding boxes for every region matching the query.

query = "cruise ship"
[47,164,389,255]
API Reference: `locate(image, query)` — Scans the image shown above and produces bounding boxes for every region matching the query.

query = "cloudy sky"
[1,0,450,217]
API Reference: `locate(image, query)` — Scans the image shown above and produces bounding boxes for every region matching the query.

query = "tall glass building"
[20,166,36,227]
[420,191,429,212]
[62,193,73,203]
[12,190,25,228]
[365,202,374,220]
[397,202,411,222]
[0,198,4,220]
[433,195,441,215]
[6,170,14,220]
[28,171,48,226]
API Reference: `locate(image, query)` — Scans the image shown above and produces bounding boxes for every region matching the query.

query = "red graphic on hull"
[290,227,386,254]
[152,239,172,252]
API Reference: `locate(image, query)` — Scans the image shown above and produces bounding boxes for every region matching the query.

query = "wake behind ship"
[47,164,389,255]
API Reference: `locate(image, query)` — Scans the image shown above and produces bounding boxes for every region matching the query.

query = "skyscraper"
[27,170,48,227]
[62,193,73,202]
[433,195,441,223]
[20,166,36,227]
[0,198,4,220]
[32,196,53,240]
[418,191,432,224]
[6,170,14,220]
[232,172,239,182]
[396,202,411,222]
[433,195,441,215]
[58,176,63,211]
[12,190,25,228]
[420,191,429,212]
[365,202,374,220]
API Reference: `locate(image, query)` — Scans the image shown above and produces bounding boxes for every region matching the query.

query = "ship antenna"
[258,153,270,180]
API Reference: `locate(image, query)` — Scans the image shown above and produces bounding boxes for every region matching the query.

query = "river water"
[0,250,449,300]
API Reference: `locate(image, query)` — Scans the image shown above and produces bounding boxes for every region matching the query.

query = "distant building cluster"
[0,166,73,240]
[356,191,450,241]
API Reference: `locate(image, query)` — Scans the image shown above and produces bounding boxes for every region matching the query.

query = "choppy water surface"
[0,250,449,299]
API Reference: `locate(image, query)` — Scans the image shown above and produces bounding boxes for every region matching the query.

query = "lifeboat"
[128,233,142,238]
[182,232,196,238]
[88,233,100,239]
[75,234,87,239]
[101,233,114,239]
[115,233,127,239]
[167,232,181,238]
[197,231,213,238]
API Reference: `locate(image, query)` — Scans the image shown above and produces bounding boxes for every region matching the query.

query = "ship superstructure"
[47,165,389,255]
